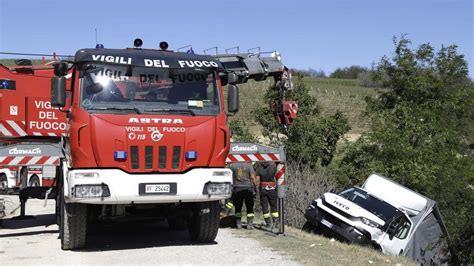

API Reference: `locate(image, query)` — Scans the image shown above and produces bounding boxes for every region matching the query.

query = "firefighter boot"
[272,217,280,231]
[263,217,272,230]
[236,218,243,229]
[247,217,254,230]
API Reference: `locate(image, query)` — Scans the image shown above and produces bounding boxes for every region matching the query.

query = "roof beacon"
[159,41,169,51]
[96,44,104,49]
[134,38,143,48]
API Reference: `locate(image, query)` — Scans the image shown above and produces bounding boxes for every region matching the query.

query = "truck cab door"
[378,214,413,255]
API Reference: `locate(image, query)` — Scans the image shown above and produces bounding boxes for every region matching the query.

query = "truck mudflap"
[315,208,372,246]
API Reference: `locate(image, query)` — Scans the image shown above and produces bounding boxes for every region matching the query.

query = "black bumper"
[305,206,372,245]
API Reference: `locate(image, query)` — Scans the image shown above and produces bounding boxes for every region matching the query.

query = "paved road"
[0,195,295,265]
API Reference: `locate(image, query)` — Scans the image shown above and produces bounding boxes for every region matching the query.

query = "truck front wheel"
[60,195,87,250]
[188,201,220,243]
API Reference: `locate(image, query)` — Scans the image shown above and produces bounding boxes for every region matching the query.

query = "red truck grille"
[129,145,182,171]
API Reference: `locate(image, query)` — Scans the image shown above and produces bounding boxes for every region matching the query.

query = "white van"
[304,172,450,264]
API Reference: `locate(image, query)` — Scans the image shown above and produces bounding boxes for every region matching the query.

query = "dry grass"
[234,226,416,265]
[284,162,338,228]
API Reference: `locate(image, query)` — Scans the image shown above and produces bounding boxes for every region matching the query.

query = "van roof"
[362,172,429,215]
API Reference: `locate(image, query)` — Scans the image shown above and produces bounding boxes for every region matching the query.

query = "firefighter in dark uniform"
[228,162,257,229]
[256,161,278,229]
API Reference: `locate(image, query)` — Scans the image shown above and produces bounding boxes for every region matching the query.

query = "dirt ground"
[0,195,296,265]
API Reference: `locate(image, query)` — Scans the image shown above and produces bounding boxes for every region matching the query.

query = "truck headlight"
[361,217,380,228]
[74,172,99,178]
[203,182,231,196]
[74,184,110,198]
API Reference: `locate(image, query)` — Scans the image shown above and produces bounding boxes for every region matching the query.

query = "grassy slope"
[234,226,415,265]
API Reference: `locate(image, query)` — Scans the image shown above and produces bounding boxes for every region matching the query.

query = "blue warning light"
[185,151,197,160]
[114,151,127,160]
[96,44,105,49]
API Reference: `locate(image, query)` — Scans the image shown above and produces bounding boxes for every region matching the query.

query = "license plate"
[139,183,176,195]
[320,218,333,228]
[145,184,170,193]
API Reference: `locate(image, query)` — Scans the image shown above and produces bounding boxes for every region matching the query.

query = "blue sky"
[1,0,473,76]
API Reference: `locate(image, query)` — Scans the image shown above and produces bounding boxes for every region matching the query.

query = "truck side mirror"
[220,73,238,86]
[54,62,68,76]
[227,84,239,113]
[227,73,239,84]
[51,76,66,108]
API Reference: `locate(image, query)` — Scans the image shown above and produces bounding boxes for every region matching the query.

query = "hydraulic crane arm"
[213,51,297,126]
[213,52,292,91]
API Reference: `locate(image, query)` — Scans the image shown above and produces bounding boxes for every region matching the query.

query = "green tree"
[254,77,350,168]
[330,65,369,79]
[338,36,474,263]
[228,119,257,143]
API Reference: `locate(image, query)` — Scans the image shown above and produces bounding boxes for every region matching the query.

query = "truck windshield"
[79,63,221,115]
[339,187,399,222]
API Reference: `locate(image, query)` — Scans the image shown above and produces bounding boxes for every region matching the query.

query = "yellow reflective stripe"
[263,213,271,218]
[235,212,242,218]
[271,212,279,218]
[226,202,234,209]
[247,213,255,217]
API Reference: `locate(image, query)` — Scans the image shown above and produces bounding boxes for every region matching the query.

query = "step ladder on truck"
[0,40,297,249]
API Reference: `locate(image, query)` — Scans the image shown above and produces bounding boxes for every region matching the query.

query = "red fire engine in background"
[0,40,297,250]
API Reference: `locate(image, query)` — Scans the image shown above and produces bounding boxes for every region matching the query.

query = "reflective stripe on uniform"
[226,202,234,209]
[271,212,279,218]
[263,213,271,218]
[235,212,242,218]
[247,213,255,217]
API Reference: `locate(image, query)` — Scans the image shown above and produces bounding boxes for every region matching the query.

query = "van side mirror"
[54,62,68,76]
[51,76,66,108]
[227,84,239,113]
[387,220,398,236]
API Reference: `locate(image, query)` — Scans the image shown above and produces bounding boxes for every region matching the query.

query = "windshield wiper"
[144,108,196,116]
[87,106,142,114]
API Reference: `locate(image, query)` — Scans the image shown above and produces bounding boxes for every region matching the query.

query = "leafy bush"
[337,36,474,263]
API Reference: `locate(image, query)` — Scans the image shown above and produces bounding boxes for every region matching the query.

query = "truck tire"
[60,194,87,250]
[20,167,28,189]
[168,216,188,230]
[188,201,220,243]
[0,174,8,195]
[29,175,40,187]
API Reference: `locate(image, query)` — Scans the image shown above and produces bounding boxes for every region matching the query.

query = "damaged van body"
[304,172,450,264]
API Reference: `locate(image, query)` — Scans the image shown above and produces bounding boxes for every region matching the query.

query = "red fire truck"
[0,61,67,194]
[0,40,296,250]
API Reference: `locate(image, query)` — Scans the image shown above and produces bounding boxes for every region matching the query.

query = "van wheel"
[188,201,220,242]
[29,175,40,187]
[302,221,316,233]
[0,174,8,195]
[60,191,87,250]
